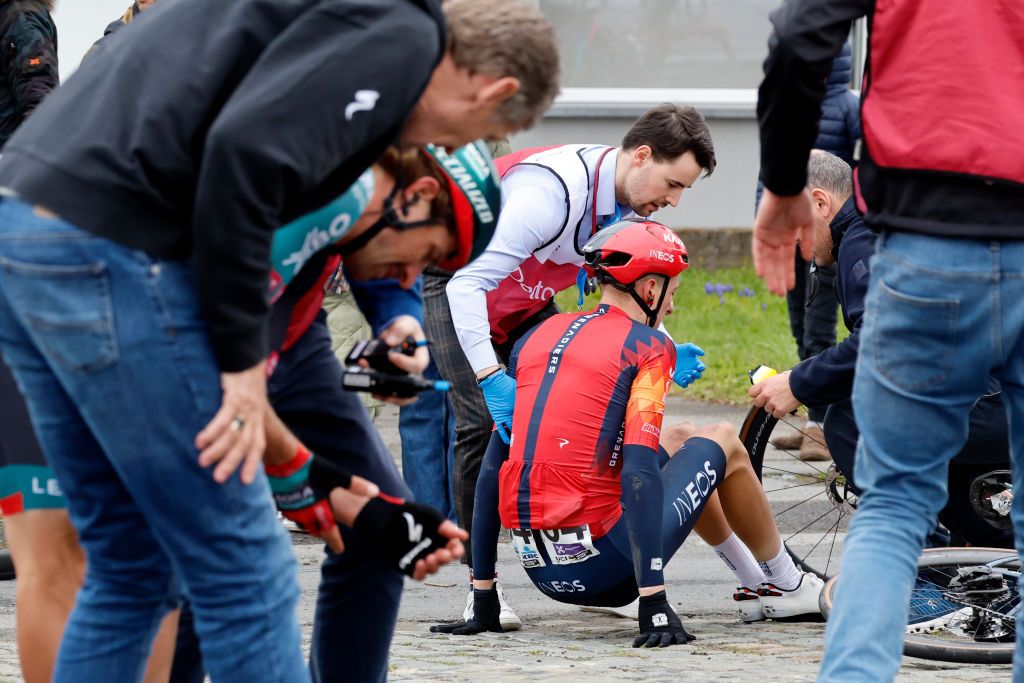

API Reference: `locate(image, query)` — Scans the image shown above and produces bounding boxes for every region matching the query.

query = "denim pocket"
[871,279,958,393]
[0,256,119,373]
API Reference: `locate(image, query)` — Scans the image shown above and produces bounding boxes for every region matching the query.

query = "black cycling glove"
[429,588,504,635]
[352,494,450,577]
[307,455,354,500]
[634,591,695,648]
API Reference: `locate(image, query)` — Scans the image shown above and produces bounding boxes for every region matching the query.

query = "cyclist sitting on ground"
[432,219,823,647]
[749,150,1011,548]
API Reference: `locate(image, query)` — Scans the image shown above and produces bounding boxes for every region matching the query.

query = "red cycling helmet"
[583,218,688,326]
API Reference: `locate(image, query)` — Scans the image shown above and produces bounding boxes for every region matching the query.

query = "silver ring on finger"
[231,415,245,432]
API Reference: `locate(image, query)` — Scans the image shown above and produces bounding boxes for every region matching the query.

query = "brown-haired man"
[424,103,716,626]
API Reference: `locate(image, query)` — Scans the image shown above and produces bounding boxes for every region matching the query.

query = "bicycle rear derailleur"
[944,566,1014,642]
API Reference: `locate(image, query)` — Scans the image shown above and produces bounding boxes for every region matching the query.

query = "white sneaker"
[464,584,522,631]
[758,572,825,619]
[733,587,765,622]
[580,597,640,620]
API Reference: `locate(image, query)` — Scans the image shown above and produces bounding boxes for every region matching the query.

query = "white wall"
[52,0,133,80]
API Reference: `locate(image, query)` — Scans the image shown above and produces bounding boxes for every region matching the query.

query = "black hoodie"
[0,0,445,372]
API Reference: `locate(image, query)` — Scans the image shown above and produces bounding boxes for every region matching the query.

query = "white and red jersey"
[447,144,634,373]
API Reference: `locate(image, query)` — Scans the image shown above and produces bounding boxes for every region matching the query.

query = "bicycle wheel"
[820,548,1018,664]
[739,406,855,579]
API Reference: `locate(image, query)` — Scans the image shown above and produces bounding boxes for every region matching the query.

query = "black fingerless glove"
[634,591,695,648]
[429,588,504,635]
[352,495,450,576]
[307,454,354,500]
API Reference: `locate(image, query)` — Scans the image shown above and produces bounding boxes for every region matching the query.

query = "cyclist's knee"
[693,422,738,448]
[661,422,696,454]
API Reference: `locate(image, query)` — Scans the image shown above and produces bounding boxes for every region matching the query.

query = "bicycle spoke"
[823,512,845,576]
[760,464,827,479]
[763,481,831,494]
[768,444,829,476]
[794,513,841,563]
[774,487,829,518]
[783,501,839,546]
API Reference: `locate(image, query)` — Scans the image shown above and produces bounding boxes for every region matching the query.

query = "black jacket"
[790,198,873,405]
[0,0,445,372]
[0,0,57,146]
[758,0,1024,238]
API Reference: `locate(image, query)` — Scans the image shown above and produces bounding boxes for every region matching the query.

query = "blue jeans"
[171,315,412,683]
[0,199,306,682]
[820,232,1024,681]
[398,358,457,521]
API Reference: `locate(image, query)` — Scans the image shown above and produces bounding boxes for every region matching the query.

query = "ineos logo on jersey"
[345,90,379,121]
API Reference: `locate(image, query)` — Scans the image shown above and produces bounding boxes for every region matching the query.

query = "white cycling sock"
[712,533,766,590]
[759,540,802,591]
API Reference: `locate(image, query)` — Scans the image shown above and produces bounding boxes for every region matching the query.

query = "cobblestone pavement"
[0,399,1012,681]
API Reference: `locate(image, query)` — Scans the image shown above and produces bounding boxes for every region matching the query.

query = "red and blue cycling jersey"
[498,304,676,537]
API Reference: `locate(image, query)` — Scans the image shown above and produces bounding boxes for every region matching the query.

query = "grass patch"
[555,266,845,404]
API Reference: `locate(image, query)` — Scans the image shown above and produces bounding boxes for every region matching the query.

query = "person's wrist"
[476,366,502,383]
[265,444,311,478]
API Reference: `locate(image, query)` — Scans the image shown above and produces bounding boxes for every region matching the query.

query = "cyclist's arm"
[789,225,872,405]
[470,434,509,581]
[349,276,423,335]
[759,0,870,195]
[619,338,676,593]
[446,180,570,376]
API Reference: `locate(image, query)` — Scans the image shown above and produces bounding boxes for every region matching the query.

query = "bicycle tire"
[820,547,1018,664]
[738,405,854,579]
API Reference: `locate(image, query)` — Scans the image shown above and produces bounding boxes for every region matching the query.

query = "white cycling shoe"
[733,587,765,622]
[758,572,825,619]
[580,597,640,620]
[465,583,522,631]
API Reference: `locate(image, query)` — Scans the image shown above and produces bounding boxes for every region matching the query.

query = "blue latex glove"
[479,371,516,444]
[673,343,706,389]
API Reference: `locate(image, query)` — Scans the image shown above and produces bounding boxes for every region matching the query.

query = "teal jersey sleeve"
[268,168,375,303]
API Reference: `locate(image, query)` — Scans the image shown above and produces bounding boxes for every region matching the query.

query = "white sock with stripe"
[712,533,766,590]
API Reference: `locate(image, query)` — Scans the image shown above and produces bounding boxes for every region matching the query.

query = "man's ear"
[476,76,520,108]
[809,187,831,217]
[631,145,652,167]
[404,176,441,203]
